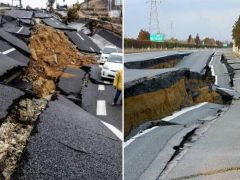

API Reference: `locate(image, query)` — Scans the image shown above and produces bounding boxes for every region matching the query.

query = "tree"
[137,29,150,41]
[187,34,192,44]
[195,33,201,45]
[233,16,240,47]
[203,37,216,46]
[187,34,195,44]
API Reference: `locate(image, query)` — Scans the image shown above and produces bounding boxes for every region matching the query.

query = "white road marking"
[77,33,84,40]
[2,48,15,55]
[90,47,94,52]
[124,127,158,148]
[125,102,209,148]
[96,100,107,116]
[98,85,105,91]
[101,121,123,140]
[103,81,111,84]
[209,54,218,85]
[16,27,23,33]
[162,102,208,122]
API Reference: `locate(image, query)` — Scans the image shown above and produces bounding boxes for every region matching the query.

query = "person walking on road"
[112,69,122,105]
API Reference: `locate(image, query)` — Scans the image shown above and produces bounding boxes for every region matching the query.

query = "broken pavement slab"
[6,9,33,19]
[175,51,214,75]
[0,29,30,55]
[216,87,240,99]
[124,125,197,180]
[65,31,101,53]
[163,100,240,180]
[43,18,76,31]
[0,54,26,79]
[0,84,25,121]
[12,95,122,179]
[94,29,122,49]
[0,39,29,65]
[58,67,86,95]
[89,64,112,85]
[165,102,224,125]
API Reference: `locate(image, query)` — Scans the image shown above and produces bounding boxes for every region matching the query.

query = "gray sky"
[0,0,83,9]
[124,0,240,41]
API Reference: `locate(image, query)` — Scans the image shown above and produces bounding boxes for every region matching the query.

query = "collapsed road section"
[124,50,237,137]
[0,3,122,179]
[124,49,239,180]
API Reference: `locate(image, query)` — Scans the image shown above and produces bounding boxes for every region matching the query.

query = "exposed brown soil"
[146,59,179,69]
[25,25,95,98]
[124,78,222,137]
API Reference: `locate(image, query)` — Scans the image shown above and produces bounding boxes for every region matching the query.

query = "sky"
[0,0,84,9]
[124,0,240,41]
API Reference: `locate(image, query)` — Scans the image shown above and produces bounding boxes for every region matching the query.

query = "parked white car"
[98,45,118,64]
[101,53,123,79]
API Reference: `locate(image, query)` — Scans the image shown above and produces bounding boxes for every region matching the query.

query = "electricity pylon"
[149,0,161,34]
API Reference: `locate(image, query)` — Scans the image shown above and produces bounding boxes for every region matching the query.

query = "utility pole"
[149,0,161,34]
[170,20,174,39]
[12,0,22,8]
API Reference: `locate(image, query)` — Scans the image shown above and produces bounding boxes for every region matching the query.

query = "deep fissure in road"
[124,67,226,138]
[0,94,48,179]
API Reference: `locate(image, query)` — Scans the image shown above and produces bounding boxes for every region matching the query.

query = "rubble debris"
[0,97,48,180]
[25,25,95,98]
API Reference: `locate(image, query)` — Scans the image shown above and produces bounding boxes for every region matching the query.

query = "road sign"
[150,33,165,42]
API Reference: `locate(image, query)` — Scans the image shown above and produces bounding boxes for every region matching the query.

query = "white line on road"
[16,27,23,33]
[101,121,123,141]
[103,81,111,84]
[125,102,209,148]
[2,48,15,55]
[96,100,107,116]
[98,85,105,91]
[77,33,84,41]
[162,102,208,122]
[90,47,94,52]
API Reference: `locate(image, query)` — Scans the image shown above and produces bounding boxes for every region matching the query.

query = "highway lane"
[164,101,240,180]
[175,50,214,74]
[124,67,181,83]
[82,65,122,137]
[124,50,194,63]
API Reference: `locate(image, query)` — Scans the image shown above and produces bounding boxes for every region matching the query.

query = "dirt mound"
[25,25,95,98]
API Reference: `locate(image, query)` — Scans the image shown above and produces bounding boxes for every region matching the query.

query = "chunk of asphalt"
[65,31,101,53]
[0,29,30,54]
[0,84,24,121]
[0,39,29,65]
[94,29,122,49]
[89,64,112,85]
[34,12,52,19]
[124,125,198,180]
[168,103,224,125]
[0,54,25,77]
[3,26,31,37]
[42,18,76,31]
[58,67,85,95]
[6,9,33,19]
[12,95,122,180]
[216,87,240,99]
